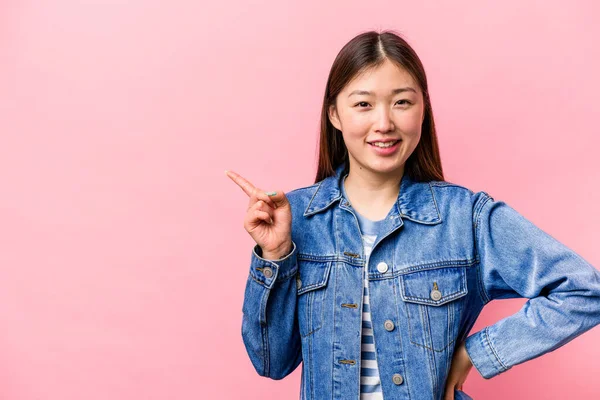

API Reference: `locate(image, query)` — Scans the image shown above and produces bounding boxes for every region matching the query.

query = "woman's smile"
[368,139,401,155]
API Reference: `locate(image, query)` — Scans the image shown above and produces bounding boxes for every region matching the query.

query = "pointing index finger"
[225,170,255,197]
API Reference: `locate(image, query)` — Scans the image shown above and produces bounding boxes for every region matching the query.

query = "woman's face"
[328,58,425,176]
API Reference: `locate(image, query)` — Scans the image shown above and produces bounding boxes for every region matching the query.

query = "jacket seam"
[262,323,270,376]
[484,326,509,372]
[473,194,493,304]
[369,258,478,283]
[427,182,443,222]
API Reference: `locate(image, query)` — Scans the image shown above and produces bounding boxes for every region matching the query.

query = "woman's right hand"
[225,169,293,259]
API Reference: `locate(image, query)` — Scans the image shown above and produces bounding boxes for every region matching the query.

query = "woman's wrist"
[262,241,293,260]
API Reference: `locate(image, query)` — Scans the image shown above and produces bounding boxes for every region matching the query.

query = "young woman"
[226,30,600,400]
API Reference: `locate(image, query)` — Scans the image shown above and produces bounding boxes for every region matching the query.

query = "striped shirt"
[341,177,386,399]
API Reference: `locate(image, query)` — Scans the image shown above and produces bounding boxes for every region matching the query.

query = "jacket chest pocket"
[296,259,333,338]
[399,265,468,352]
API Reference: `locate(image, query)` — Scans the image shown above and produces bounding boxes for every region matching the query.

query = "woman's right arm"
[225,169,302,379]
[241,241,302,379]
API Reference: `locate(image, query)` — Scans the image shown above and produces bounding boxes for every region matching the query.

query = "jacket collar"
[303,162,442,225]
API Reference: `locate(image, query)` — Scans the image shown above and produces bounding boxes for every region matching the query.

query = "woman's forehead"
[344,61,418,94]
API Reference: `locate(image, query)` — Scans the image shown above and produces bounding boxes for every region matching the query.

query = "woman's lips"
[368,140,401,155]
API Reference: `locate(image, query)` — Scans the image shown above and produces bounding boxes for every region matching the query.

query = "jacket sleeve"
[241,240,302,379]
[465,191,600,379]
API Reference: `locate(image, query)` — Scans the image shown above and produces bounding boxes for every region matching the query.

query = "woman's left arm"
[464,191,600,379]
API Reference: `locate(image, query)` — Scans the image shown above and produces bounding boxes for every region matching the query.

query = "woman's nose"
[375,108,395,132]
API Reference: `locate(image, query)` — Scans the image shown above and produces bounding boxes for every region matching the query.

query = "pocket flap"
[400,266,468,306]
[296,259,333,295]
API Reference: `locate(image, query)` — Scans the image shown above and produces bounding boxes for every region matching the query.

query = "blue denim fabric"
[241,161,600,400]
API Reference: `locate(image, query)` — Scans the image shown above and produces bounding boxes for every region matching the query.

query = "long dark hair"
[314,30,444,184]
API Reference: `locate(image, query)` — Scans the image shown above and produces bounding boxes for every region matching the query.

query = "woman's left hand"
[443,340,473,400]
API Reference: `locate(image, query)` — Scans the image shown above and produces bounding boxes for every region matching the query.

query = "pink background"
[1,1,599,399]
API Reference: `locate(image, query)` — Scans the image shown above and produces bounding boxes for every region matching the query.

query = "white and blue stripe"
[359,233,383,398]
[341,176,387,399]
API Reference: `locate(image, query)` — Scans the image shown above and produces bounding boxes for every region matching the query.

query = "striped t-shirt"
[341,178,386,399]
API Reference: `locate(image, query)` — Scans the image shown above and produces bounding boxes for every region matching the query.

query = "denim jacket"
[241,162,600,400]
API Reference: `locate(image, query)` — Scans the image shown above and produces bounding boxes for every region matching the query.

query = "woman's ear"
[328,105,342,131]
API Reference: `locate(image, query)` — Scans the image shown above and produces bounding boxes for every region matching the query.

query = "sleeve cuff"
[249,241,298,289]
[465,327,509,379]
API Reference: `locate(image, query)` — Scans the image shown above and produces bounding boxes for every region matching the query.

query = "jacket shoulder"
[429,179,495,221]
[429,179,492,199]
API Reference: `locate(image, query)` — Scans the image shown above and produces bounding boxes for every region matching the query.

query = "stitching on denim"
[304,180,330,216]
[422,302,439,393]
[429,181,473,192]
[471,206,489,304]
[405,287,459,351]
[297,252,364,267]
[331,260,338,399]
[262,323,269,376]
[370,258,478,282]
[392,276,412,400]
[298,291,308,337]
[427,182,443,223]
[410,336,458,352]
[484,327,508,371]
[298,266,327,337]
[388,257,478,276]
[474,194,493,304]
[296,261,332,295]
[400,266,467,305]
[430,181,456,187]
[260,284,271,326]
[405,295,455,352]
[404,276,463,352]
[403,291,467,305]
[298,282,326,294]
[308,322,314,399]
[301,290,325,338]
[288,182,320,194]
[422,302,432,350]
[402,257,478,271]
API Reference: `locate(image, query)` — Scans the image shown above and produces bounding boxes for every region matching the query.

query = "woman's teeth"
[370,141,399,148]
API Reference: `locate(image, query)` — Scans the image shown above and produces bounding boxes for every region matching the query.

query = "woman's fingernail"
[266,191,277,196]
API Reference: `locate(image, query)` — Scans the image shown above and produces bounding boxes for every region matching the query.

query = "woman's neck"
[343,166,403,221]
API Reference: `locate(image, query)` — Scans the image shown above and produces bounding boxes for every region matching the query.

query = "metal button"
[376,262,388,273]
[384,320,395,331]
[392,373,404,385]
[296,277,302,289]
[430,289,442,301]
[263,267,273,278]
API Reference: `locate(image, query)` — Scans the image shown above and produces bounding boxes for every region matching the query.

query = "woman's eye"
[354,100,411,108]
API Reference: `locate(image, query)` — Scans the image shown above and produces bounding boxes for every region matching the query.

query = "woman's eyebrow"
[348,87,417,97]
